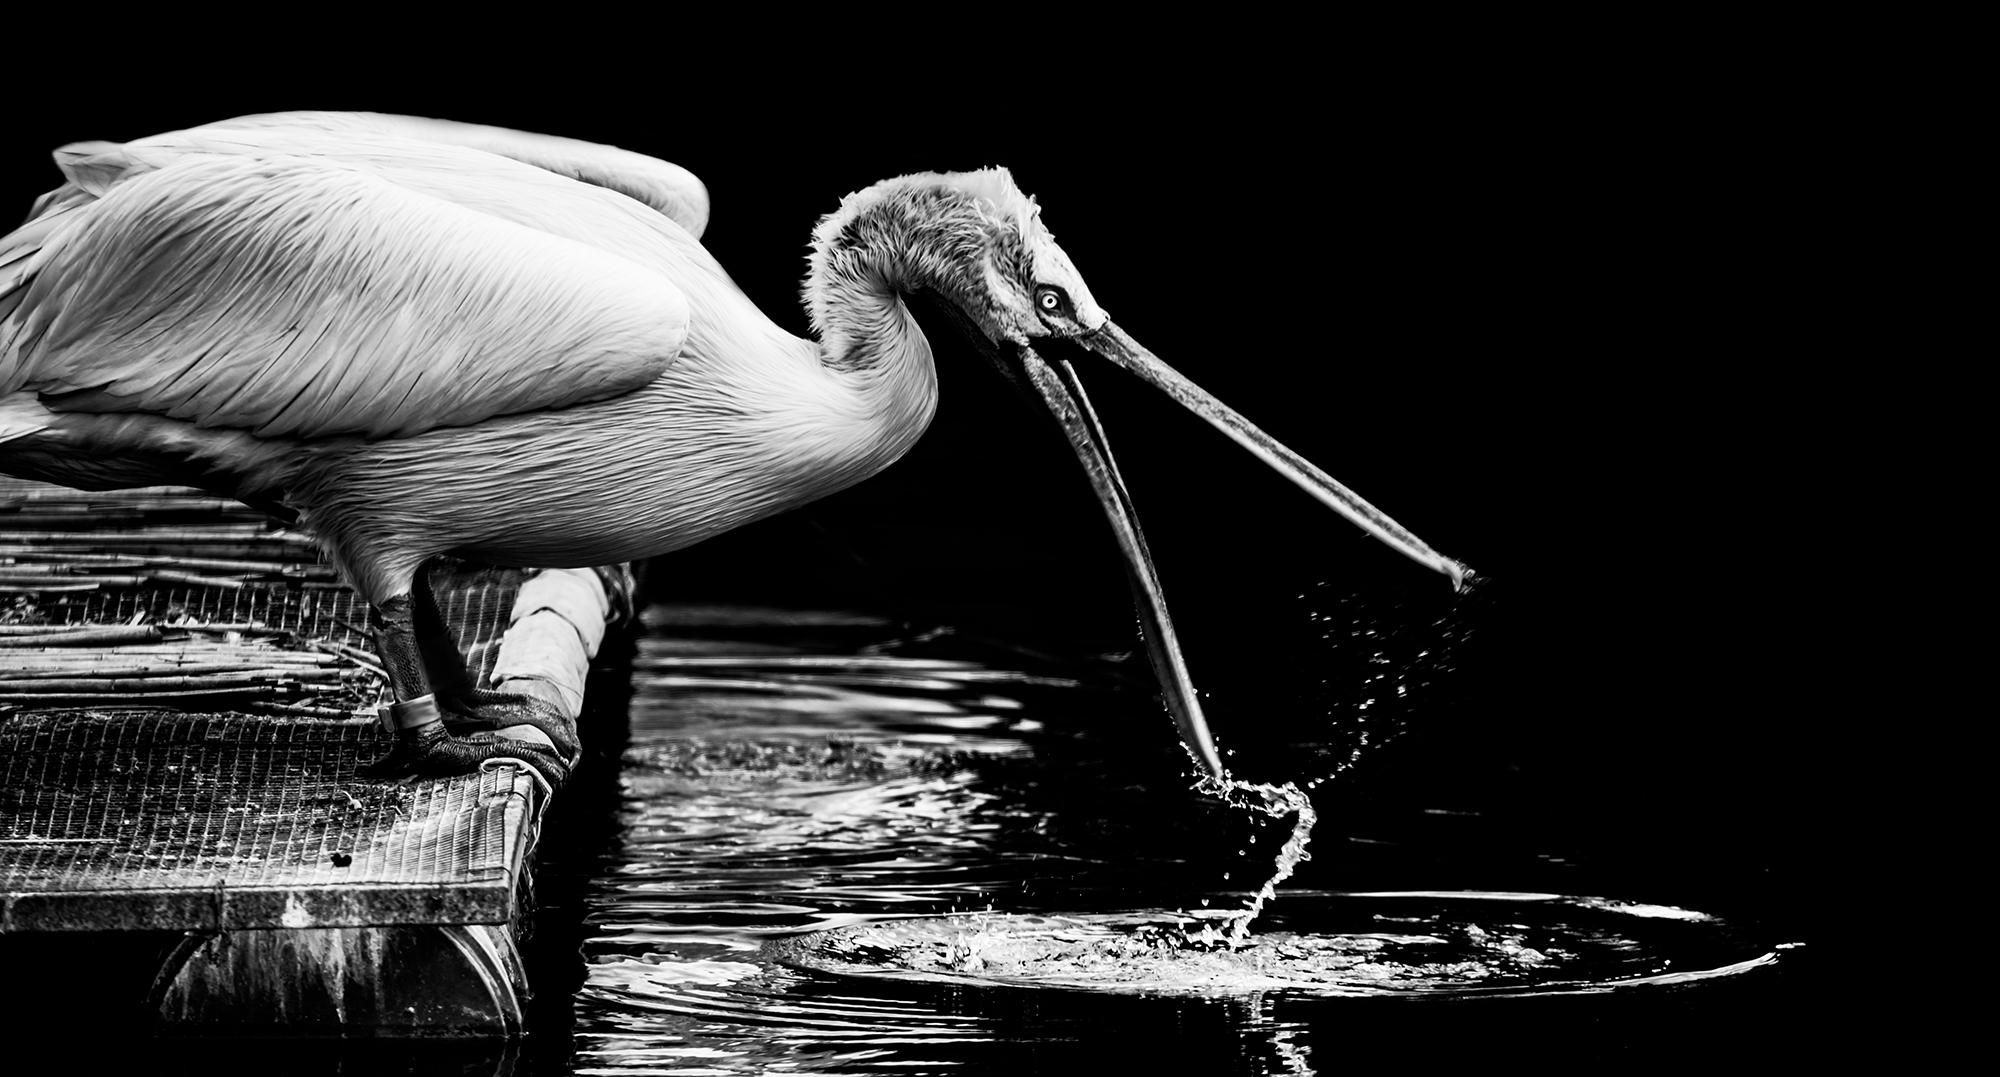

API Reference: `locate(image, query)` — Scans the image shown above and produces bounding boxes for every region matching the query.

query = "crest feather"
[810,166,1035,257]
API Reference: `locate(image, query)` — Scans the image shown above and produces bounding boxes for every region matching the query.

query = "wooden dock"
[0,477,627,1037]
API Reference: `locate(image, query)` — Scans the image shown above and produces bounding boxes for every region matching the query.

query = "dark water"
[5,580,1808,1075]
[497,593,1806,1074]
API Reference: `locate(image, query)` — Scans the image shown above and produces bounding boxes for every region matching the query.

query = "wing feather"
[0,149,691,440]
[86,122,732,300]
[196,111,712,239]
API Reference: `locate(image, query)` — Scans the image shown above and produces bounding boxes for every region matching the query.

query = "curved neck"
[804,186,999,375]
[804,249,926,378]
[795,187,1023,476]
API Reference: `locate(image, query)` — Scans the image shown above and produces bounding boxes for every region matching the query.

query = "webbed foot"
[357,692,577,790]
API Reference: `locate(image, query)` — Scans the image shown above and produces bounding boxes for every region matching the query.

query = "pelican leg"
[410,568,581,768]
[370,592,436,701]
[410,568,475,701]
[355,586,575,789]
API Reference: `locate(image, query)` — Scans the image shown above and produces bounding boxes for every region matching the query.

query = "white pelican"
[0,112,1470,786]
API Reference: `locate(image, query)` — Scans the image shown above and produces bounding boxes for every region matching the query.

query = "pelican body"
[0,112,1470,785]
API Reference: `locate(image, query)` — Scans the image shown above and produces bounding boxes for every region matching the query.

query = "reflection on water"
[530,601,1791,1075]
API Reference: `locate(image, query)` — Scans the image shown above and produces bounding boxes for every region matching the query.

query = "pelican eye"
[1035,285,1072,318]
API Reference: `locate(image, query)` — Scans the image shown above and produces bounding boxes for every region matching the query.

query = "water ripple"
[559,604,1791,1075]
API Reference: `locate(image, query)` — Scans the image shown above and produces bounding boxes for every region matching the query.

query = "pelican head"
[811,169,1473,781]
[807,168,1115,351]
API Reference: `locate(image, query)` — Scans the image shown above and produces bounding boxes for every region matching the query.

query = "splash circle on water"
[766,890,1788,997]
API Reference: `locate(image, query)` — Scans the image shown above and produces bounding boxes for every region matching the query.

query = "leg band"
[380,693,445,735]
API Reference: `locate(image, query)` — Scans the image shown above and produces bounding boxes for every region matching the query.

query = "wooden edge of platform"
[0,762,544,934]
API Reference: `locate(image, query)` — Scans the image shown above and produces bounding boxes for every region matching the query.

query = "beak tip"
[1174,713,1226,781]
[1447,561,1479,594]
[1194,747,1226,781]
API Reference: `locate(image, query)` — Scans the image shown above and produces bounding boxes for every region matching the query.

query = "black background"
[5,36,1822,1053]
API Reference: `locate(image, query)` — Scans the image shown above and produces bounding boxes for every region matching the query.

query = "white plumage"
[0,112,948,600]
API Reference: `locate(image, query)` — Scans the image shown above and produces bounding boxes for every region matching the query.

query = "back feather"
[199,112,711,239]
[0,151,691,440]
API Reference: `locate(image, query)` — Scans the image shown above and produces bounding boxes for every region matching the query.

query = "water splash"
[772,894,1787,997]
[1172,583,1476,946]
[1194,776,1317,947]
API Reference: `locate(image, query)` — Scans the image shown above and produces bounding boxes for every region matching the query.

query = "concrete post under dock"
[0,480,627,1037]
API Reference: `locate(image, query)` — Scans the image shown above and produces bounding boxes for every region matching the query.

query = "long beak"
[1080,321,1475,591]
[1012,343,1226,779]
